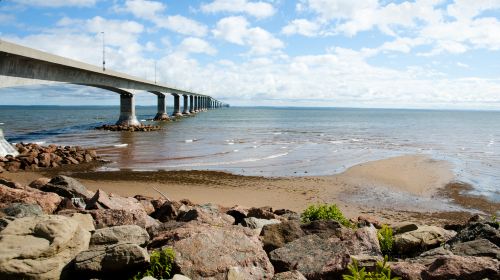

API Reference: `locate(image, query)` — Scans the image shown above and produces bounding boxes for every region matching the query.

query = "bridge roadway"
[0,40,226,126]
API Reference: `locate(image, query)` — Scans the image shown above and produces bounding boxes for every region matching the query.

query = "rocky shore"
[0,143,100,173]
[0,175,498,280]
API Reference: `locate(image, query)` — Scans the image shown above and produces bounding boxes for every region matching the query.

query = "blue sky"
[1,0,500,108]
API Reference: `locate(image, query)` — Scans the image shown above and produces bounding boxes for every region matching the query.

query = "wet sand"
[2,154,497,225]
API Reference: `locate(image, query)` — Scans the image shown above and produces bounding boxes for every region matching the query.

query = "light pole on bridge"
[101,32,105,71]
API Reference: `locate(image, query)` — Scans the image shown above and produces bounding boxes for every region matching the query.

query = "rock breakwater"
[0,143,100,173]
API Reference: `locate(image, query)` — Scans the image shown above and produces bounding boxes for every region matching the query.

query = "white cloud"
[282,19,321,37]
[118,0,208,37]
[201,0,275,19]
[154,15,208,37]
[178,37,217,55]
[13,0,97,7]
[122,0,166,19]
[213,16,284,55]
[447,0,500,19]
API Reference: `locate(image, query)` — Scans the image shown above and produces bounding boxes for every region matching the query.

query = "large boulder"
[0,184,62,214]
[90,225,149,247]
[87,189,145,212]
[269,234,349,279]
[74,243,149,276]
[151,201,179,222]
[422,255,499,279]
[269,226,381,279]
[40,176,92,200]
[59,209,159,229]
[301,220,352,239]
[272,271,307,280]
[1,203,43,218]
[151,222,274,279]
[241,217,281,230]
[394,226,456,256]
[0,214,94,280]
[177,206,234,226]
[451,239,500,259]
[260,220,305,252]
[448,220,500,247]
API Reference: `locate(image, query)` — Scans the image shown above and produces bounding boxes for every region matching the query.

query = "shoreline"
[3,154,497,226]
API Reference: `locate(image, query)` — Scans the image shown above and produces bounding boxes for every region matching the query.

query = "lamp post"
[101,32,105,71]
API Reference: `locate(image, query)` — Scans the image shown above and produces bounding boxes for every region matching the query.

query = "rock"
[448,221,500,247]
[141,276,157,280]
[260,220,305,252]
[248,207,278,220]
[74,243,149,276]
[28,177,51,189]
[152,201,179,222]
[390,261,427,280]
[300,220,350,239]
[0,184,62,214]
[274,209,300,221]
[269,234,350,279]
[87,189,145,212]
[61,209,159,229]
[451,239,500,259]
[138,200,155,215]
[392,222,419,234]
[1,203,43,218]
[357,215,381,228]
[272,271,307,280]
[41,175,92,199]
[241,217,281,230]
[90,225,150,247]
[0,178,22,189]
[226,205,248,224]
[394,225,456,256]
[0,214,93,280]
[152,222,274,279]
[177,207,235,226]
[269,226,381,279]
[147,221,187,241]
[421,255,499,279]
[172,275,191,280]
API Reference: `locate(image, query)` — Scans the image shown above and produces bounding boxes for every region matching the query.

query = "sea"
[0,105,499,202]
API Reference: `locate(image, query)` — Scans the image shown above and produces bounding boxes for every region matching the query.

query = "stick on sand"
[152,186,172,202]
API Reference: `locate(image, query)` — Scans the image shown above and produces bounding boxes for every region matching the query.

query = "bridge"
[0,39,227,126]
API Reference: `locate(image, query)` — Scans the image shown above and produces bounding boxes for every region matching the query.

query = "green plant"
[131,247,175,280]
[301,203,352,227]
[377,225,393,256]
[343,256,400,280]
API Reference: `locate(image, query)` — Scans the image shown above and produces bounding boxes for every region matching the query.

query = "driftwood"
[152,186,172,202]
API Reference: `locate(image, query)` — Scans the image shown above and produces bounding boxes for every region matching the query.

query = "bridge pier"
[154,94,170,121]
[189,95,195,114]
[116,93,140,126]
[172,94,183,117]
[182,94,190,115]
[194,96,199,112]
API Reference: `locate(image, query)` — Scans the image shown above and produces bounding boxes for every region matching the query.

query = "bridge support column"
[154,94,170,121]
[116,93,140,126]
[182,94,190,115]
[173,94,183,117]
[189,95,195,114]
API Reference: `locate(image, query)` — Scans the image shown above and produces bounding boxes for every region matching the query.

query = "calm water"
[0,106,499,202]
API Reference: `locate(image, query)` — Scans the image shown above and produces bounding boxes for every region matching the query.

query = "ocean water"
[0,105,499,202]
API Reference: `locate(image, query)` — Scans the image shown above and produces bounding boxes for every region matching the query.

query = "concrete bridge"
[0,40,227,126]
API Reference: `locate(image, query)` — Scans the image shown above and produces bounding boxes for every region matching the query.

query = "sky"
[1,0,500,108]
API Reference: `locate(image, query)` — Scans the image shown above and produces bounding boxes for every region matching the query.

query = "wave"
[157,151,289,168]
[113,144,128,148]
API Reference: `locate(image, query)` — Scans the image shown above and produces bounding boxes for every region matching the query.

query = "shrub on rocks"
[131,248,175,280]
[301,203,352,227]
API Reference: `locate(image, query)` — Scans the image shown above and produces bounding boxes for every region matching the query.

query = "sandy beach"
[3,154,496,226]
